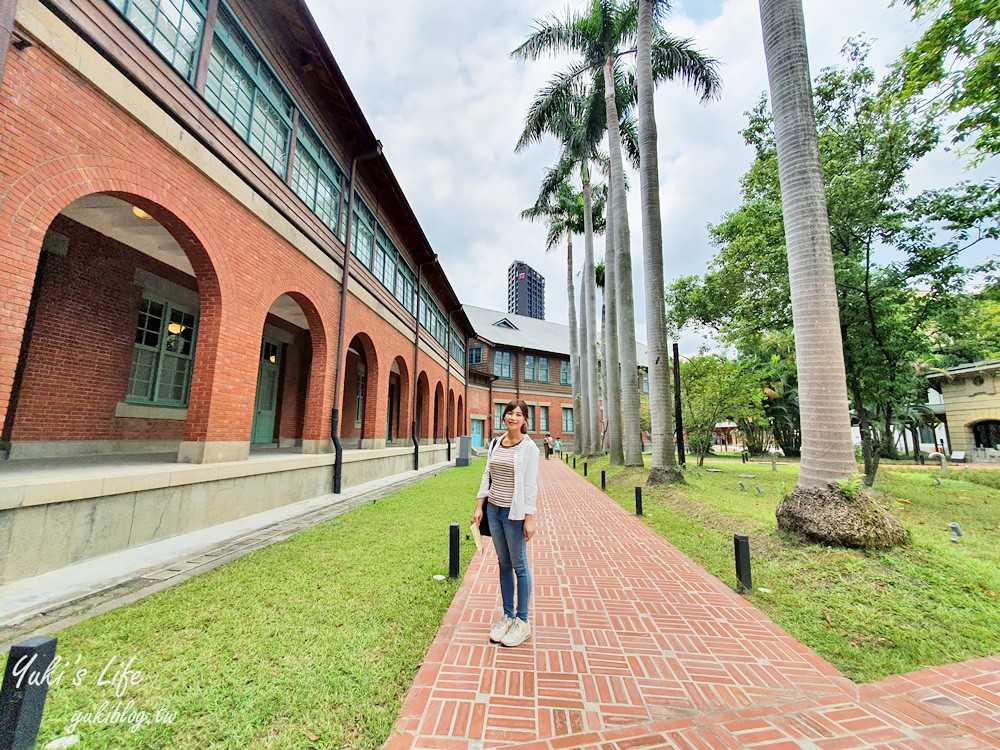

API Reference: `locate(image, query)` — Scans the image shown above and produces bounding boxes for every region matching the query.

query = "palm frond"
[650,30,723,102]
[515,62,593,152]
[511,11,589,61]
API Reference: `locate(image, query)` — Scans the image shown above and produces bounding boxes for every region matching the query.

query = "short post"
[448,523,460,579]
[635,486,643,516]
[583,462,588,477]
[0,636,58,750]
[734,534,752,592]
[601,470,606,490]
[573,457,577,469]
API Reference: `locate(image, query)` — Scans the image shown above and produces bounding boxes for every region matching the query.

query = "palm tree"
[759,0,905,548]
[636,0,720,482]
[522,178,607,456]
[514,0,721,466]
[758,0,856,488]
[595,261,609,449]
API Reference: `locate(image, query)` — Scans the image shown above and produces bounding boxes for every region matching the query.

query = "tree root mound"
[647,467,685,486]
[776,484,908,550]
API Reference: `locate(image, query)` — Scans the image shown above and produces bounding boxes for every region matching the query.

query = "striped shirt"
[488,443,518,508]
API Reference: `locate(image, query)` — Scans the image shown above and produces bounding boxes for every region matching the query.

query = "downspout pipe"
[332,140,382,493]
[445,308,461,462]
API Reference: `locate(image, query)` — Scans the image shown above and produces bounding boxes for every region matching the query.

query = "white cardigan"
[476,436,540,520]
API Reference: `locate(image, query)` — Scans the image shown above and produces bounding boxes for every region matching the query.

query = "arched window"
[972,420,1000,449]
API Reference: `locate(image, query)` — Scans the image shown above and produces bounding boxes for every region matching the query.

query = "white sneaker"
[489,616,514,643]
[500,619,531,648]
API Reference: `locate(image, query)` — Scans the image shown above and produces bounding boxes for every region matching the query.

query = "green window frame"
[449,329,466,364]
[562,407,575,434]
[205,4,293,177]
[526,405,535,432]
[525,355,535,382]
[351,199,376,269]
[469,346,483,366]
[127,295,198,407]
[108,0,205,82]
[540,406,549,431]
[494,350,512,379]
[560,359,571,386]
[494,403,505,431]
[537,357,549,383]
[291,122,345,235]
[395,260,416,315]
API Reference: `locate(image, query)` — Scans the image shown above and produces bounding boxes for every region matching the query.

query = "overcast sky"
[303,0,995,352]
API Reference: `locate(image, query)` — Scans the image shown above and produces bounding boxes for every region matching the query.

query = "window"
[525,355,535,381]
[128,295,198,406]
[537,357,549,383]
[355,369,366,426]
[540,406,549,431]
[395,260,416,314]
[374,229,397,293]
[494,350,512,379]
[351,199,376,270]
[642,371,649,394]
[450,330,466,364]
[562,407,575,433]
[560,360,571,386]
[526,405,535,431]
[494,403,505,431]
[205,5,293,177]
[469,346,483,366]
[291,123,345,235]
[109,0,205,81]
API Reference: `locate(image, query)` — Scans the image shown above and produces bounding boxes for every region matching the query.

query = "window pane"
[114,0,204,80]
[128,348,157,401]
[157,354,191,403]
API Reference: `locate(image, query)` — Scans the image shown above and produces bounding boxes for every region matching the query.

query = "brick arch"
[342,331,380,443]
[0,156,231,446]
[457,394,465,437]
[433,381,445,441]
[257,292,332,449]
[392,355,411,443]
[448,388,456,438]
[416,371,431,441]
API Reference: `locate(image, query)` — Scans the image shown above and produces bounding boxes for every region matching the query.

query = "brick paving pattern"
[385,460,1000,749]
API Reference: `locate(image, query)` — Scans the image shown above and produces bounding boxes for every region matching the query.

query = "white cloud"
[304,0,996,352]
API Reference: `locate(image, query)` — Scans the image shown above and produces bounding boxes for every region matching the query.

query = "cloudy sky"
[303,0,994,351]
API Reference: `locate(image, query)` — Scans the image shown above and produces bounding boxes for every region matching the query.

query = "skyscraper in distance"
[507,260,545,320]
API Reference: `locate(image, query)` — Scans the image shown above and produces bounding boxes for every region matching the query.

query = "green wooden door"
[252,339,281,444]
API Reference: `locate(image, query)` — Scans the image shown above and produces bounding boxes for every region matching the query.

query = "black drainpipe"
[412,258,435,470]
[332,140,382,493]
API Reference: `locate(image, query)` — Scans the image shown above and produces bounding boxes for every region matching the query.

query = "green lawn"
[569,454,1000,682]
[19,466,482,750]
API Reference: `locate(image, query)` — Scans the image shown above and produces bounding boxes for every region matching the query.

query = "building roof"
[927,359,1000,379]
[463,305,648,366]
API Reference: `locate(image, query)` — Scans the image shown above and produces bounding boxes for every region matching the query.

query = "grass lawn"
[569,453,1000,682]
[17,465,484,750]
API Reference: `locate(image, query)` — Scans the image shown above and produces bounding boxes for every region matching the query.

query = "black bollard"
[583,462,588,477]
[573,457,576,469]
[635,486,643,516]
[448,523,460,579]
[0,636,58,750]
[601,470,606,490]
[734,534,752,592]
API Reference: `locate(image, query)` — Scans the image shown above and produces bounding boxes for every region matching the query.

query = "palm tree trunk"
[577,265,592,456]
[582,162,600,455]
[567,231,582,456]
[601,288,609,452]
[759,0,856,488]
[603,58,643,466]
[605,174,624,464]
[637,0,679,483]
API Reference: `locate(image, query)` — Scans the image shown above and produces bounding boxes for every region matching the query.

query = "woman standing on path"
[473,399,539,648]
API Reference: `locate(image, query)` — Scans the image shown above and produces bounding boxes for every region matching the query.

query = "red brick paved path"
[385,460,1000,749]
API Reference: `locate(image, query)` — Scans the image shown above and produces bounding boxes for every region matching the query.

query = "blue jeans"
[487,502,532,622]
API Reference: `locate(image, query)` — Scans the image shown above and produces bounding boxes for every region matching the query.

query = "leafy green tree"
[669,39,998,485]
[679,354,765,466]
[896,0,1000,161]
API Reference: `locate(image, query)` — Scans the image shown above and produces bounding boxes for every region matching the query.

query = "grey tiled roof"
[463,305,648,366]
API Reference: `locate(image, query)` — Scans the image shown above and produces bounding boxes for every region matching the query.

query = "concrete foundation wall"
[0,444,450,584]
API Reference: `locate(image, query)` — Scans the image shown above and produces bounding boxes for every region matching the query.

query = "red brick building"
[0,0,473,582]
[463,306,578,450]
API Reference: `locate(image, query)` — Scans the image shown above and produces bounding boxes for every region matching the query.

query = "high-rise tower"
[507,261,545,320]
